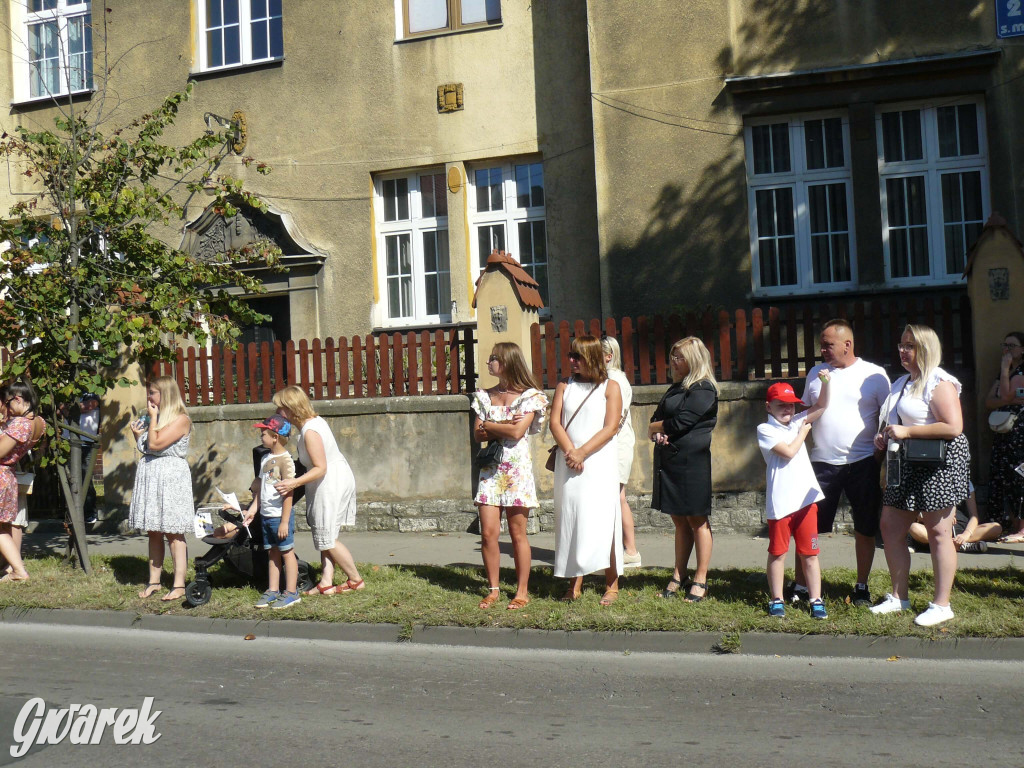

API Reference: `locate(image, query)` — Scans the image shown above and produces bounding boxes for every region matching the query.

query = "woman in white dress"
[550,335,623,605]
[272,386,364,595]
[602,336,641,568]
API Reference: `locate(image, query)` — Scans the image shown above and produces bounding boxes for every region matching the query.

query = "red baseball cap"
[765,382,804,405]
[254,414,292,436]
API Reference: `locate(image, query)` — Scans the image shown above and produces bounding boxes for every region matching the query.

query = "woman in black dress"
[649,337,719,601]
[985,331,1024,540]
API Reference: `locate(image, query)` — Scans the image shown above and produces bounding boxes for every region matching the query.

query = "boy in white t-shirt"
[757,377,831,619]
[242,414,300,610]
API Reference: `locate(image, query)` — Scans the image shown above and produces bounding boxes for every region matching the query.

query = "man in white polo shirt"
[798,319,891,607]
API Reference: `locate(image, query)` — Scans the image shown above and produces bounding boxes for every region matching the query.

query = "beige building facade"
[587,0,1024,323]
[0,0,601,342]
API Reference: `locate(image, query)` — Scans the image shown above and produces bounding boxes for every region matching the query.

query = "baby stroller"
[184,446,315,606]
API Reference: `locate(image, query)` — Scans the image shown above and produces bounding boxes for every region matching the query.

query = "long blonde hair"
[273,385,317,427]
[150,376,188,430]
[904,324,942,398]
[490,342,540,392]
[671,337,719,393]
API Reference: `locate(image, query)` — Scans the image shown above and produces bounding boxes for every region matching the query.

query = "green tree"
[0,84,279,575]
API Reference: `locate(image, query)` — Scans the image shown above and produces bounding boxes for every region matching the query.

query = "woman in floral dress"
[0,381,44,583]
[472,342,547,610]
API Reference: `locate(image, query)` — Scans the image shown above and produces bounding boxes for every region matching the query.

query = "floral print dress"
[0,417,37,523]
[472,388,548,509]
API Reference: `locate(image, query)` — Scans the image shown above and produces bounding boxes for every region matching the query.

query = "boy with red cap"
[244,414,301,609]
[757,376,832,618]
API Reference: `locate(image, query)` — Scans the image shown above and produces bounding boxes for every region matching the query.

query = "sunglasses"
[568,352,582,361]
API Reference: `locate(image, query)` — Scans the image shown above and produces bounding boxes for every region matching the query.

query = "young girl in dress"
[472,342,548,610]
[129,376,193,601]
[0,380,45,583]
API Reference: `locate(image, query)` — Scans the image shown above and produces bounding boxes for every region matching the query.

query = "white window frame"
[195,0,283,74]
[9,0,93,104]
[744,111,858,297]
[373,169,452,328]
[877,97,989,287]
[467,158,548,310]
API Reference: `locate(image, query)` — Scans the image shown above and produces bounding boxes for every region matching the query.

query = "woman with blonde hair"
[551,335,623,604]
[601,336,641,568]
[272,385,363,594]
[649,337,719,602]
[129,376,193,601]
[872,324,970,626]
[471,342,548,610]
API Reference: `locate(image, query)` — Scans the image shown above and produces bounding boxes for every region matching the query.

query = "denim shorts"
[261,514,295,552]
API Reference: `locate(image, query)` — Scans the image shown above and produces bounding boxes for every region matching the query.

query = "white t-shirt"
[802,358,890,465]
[883,368,962,427]
[757,414,825,520]
[258,450,296,519]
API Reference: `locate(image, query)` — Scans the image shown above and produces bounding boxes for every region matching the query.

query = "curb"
[3,607,1022,661]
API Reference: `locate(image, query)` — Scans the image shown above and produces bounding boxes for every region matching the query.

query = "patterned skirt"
[883,433,970,512]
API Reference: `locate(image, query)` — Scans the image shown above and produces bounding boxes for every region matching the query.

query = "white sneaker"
[623,550,642,569]
[914,602,954,627]
[870,593,911,614]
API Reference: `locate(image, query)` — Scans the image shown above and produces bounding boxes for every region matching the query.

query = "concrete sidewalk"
[23,521,1024,573]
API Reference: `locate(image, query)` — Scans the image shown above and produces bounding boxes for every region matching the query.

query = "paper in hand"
[193,509,214,539]
[215,487,242,511]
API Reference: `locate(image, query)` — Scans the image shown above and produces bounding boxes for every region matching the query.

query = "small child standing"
[245,415,300,610]
[757,378,831,619]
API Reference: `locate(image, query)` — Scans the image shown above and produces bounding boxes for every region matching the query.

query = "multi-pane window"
[744,114,855,293]
[197,0,283,72]
[878,99,988,283]
[468,160,548,304]
[23,0,92,99]
[402,0,501,37]
[375,171,451,325]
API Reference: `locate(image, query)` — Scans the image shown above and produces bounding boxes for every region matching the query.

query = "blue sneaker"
[768,599,786,618]
[255,590,280,608]
[810,599,829,620]
[272,591,302,610]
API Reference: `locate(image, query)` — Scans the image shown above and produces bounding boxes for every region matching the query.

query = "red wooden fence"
[530,295,974,387]
[153,325,475,407]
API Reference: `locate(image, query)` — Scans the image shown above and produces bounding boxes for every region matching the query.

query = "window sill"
[395,23,502,44]
[11,88,94,110]
[189,58,284,81]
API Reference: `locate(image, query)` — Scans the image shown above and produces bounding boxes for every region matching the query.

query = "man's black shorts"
[812,456,881,536]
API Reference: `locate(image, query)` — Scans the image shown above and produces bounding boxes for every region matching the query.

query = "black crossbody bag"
[893,378,948,466]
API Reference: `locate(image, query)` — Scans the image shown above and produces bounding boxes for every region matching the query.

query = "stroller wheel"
[185,580,212,607]
[297,560,315,594]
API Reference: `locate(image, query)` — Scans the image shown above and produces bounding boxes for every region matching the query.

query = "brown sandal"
[599,588,619,606]
[478,588,500,609]
[507,597,530,610]
[560,587,582,602]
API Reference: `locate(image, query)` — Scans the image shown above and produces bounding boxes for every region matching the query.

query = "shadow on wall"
[606,150,749,318]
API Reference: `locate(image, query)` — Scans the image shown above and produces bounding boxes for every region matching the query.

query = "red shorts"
[767,503,820,556]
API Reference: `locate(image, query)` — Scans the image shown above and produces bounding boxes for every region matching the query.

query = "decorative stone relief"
[437,83,464,113]
[989,267,1010,300]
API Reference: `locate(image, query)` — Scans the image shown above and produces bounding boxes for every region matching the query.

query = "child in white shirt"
[757,377,831,619]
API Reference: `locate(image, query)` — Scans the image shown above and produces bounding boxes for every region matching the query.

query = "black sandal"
[683,581,708,603]
[660,577,682,599]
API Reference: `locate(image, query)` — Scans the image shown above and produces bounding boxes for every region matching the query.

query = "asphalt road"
[1,623,1021,768]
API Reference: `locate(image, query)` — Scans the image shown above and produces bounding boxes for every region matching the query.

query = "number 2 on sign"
[1010,0,1022,17]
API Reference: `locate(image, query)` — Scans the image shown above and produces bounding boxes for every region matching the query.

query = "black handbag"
[892,378,948,466]
[477,440,503,467]
[903,438,947,465]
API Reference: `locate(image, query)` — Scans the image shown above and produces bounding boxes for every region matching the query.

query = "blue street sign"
[997,0,1024,38]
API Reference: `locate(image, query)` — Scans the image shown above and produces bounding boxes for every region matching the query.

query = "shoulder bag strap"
[563,381,599,431]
